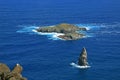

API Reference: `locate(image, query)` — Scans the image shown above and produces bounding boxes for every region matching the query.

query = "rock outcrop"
[0,63,10,73]
[78,47,88,66]
[58,32,85,40]
[36,23,87,40]
[0,63,27,80]
[12,64,23,74]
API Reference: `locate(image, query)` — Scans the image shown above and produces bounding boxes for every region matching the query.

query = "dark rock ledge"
[36,23,87,40]
[0,63,27,80]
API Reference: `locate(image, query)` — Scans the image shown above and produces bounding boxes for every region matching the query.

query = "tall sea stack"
[78,47,88,66]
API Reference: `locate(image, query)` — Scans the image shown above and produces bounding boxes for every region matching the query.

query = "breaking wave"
[70,62,91,69]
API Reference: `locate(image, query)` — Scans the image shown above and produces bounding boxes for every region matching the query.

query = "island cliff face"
[0,63,27,80]
[36,23,87,40]
[78,47,88,66]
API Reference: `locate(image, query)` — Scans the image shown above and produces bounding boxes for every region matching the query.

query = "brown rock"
[0,63,10,73]
[0,63,27,80]
[9,77,16,80]
[12,64,23,74]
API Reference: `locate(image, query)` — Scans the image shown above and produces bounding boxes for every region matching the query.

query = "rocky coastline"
[0,63,27,80]
[36,23,87,40]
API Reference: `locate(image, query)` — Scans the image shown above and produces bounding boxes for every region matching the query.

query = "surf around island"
[35,23,87,40]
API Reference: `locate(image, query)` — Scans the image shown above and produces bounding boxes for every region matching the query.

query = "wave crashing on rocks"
[70,62,91,69]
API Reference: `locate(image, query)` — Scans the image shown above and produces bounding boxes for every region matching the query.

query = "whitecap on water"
[70,62,91,69]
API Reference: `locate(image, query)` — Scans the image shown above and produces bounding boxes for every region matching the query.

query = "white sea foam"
[76,23,104,31]
[82,35,93,38]
[33,30,65,40]
[32,29,38,32]
[17,26,39,33]
[70,62,91,69]
[85,27,90,30]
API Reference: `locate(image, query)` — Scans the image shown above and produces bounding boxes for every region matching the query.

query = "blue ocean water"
[0,0,120,80]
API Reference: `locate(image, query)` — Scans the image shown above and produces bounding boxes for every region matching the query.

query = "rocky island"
[0,63,27,80]
[78,47,88,66]
[36,23,87,40]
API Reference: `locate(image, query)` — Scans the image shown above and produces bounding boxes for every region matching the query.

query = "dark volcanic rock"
[0,63,27,80]
[36,23,87,40]
[78,47,88,66]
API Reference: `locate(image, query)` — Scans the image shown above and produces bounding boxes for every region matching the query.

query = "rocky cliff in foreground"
[0,63,27,80]
[36,23,87,40]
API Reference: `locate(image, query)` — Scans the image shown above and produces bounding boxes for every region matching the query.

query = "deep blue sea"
[0,0,120,80]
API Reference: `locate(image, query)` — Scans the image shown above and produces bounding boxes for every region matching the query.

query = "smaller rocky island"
[78,47,88,66]
[36,23,87,40]
[0,63,27,80]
